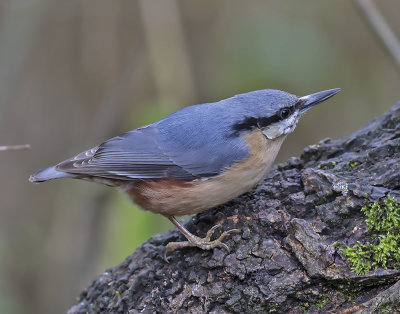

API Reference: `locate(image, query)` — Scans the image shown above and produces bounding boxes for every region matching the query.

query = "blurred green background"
[0,0,399,313]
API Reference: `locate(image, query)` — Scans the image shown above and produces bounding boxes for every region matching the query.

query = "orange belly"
[122,130,285,216]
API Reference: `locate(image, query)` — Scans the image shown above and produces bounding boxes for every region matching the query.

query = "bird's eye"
[279,108,291,119]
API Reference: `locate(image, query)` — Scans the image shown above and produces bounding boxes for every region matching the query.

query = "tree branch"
[68,102,400,313]
[0,144,30,151]
[354,0,400,72]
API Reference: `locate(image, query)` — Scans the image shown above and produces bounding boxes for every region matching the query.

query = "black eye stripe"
[232,117,258,132]
[257,115,280,128]
[231,105,295,135]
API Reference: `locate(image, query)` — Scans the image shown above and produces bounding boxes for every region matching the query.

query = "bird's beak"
[299,88,341,113]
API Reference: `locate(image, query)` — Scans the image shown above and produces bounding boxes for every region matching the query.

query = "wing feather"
[56,101,251,182]
[56,125,196,181]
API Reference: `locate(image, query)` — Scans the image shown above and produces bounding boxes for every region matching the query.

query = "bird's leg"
[163,215,240,262]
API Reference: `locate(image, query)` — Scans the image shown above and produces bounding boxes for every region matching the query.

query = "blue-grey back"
[54,89,298,181]
[156,101,249,177]
[156,89,297,176]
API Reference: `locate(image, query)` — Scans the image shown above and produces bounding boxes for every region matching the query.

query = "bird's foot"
[163,224,240,262]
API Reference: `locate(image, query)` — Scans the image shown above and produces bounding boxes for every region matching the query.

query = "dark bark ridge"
[68,103,400,313]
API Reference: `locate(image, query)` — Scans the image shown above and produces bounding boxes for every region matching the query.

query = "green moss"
[361,196,400,232]
[299,304,308,312]
[315,297,329,309]
[317,161,337,170]
[335,196,400,275]
[378,303,391,313]
[335,285,360,304]
[348,160,360,168]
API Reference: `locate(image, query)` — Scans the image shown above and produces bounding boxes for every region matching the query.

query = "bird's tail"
[29,165,77,183]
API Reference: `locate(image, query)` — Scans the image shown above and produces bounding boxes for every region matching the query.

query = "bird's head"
[230,88,341,139]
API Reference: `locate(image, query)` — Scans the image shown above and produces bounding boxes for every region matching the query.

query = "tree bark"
[68,102,400,313]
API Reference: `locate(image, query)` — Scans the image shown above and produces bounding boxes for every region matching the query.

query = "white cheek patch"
[262,124,283,139]
[282,115,299,134]
[262,114,300,139]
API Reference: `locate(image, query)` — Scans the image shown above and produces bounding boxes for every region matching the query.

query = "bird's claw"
[163,225,241,262]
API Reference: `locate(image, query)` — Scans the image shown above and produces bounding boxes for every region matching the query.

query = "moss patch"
[317,161,337,170]
[315,296,329,309]
[348,160,360,168]
[334,196,400,275]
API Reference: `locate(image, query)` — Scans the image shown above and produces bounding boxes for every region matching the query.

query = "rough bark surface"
[68,103,400,313]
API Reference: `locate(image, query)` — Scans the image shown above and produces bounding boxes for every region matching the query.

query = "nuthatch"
[30,88,340,261]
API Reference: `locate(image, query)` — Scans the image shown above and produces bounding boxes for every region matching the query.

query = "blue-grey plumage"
[29,87,340,260]
[156,89,299,177]
[30,89,303,183]
[29,165,78,182]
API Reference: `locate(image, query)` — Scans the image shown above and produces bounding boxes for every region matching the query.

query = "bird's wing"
[155,104,250,177]
[56,125,196,181]
[56,105,250,181]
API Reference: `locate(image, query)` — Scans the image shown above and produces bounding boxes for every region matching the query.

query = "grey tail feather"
[29,165,77,183]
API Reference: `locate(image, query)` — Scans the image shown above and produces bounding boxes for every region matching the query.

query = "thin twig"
[0,144,30,151]
[354,0,400,72]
